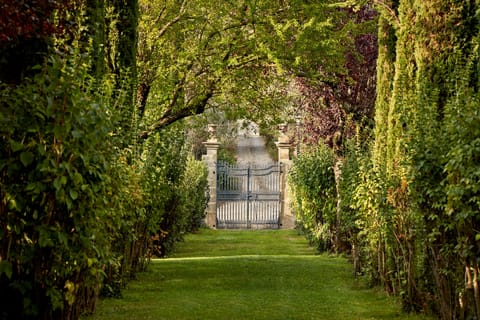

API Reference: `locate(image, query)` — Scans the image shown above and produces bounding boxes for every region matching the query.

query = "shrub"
[288,144,336,252]
[0,48,117,319]
[182,157,209,232]
[337,139,369,271]
[141,126,208,257]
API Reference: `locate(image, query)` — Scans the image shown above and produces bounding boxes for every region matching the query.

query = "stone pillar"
[276,124,295,229]
[203,124,220,228]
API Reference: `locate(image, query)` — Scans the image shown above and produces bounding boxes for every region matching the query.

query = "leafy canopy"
[137,0,349,137]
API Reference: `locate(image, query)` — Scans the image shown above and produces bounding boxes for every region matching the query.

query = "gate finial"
[207,124,218,142]
[276,124,290,162]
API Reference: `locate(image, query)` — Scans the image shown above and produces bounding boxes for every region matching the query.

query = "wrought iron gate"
[216,162,281,229]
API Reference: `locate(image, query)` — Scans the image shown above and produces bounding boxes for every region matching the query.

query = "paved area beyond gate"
[216,161,281,229]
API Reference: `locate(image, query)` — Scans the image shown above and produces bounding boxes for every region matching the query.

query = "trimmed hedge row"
[0,42,208,320]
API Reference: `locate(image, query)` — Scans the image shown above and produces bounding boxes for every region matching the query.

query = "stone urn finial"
[207,124,218,141]
[278,123,289,144]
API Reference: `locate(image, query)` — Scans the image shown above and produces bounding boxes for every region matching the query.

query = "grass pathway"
[84,229,430,320]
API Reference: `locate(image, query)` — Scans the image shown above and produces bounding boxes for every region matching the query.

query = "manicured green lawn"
[83,229,431,320]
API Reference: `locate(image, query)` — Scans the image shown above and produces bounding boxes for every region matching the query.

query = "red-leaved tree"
[0,0,72,84]
[297,6,378,149]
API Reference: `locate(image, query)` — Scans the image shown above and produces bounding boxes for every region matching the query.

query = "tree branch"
[139,90,214,140]
[155,0,187,40]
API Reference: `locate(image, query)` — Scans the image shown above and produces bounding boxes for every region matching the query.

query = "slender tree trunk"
[333,155,343,253]
[468,263,480,320]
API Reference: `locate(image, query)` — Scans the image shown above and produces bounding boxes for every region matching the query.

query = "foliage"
[6,0,480,320]
[287,1,479,318]
[142,126,208,257]
[281,3,378,257]
[182,157,209,232]
[96,124,209,297]
[336,138,370,268]
[0,0,74,84]
[137,0,274,137]
[290,5,378,149]
[352,0,480,318]
[288,145,336,251]
[136,0,354,138]
[0,2,210,319]
[0,44,118,319]
[351,150,393,288]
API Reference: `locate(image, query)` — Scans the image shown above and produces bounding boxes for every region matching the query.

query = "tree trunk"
[333,155,343,253]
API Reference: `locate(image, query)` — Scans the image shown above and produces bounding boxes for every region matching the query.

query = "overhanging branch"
[139,90,214,140]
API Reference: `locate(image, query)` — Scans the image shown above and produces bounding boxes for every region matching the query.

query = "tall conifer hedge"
[356,0,480,317]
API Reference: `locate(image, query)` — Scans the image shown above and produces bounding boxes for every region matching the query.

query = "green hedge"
[0,50,117,319]
[288,145,336,252]
[142,127,208,258]
[0,42,209,320]
[351,1,480,317]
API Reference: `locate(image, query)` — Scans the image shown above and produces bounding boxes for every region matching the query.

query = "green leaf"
[38,227,54,248]
[20,152,34,167]
[53,177,61,190]
[66,196,72,210]
[72,173,83,185]
[52,175,68,191]
[57,232,69,247]
[69,189,79,200]
[0,261,12,279]
[10,140,24,152]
